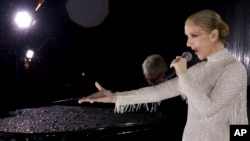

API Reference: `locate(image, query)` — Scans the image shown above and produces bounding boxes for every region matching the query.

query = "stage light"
[26,49,34,59]
[14,11,33,29]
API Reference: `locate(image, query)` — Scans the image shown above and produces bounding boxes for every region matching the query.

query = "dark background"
[0,0,249,118]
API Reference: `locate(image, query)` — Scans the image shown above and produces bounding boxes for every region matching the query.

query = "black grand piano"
[0,97,187,141]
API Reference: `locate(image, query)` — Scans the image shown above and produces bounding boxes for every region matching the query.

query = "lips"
[192,48,198,53]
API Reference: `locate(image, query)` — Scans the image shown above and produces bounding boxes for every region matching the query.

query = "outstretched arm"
[78,81,116,104]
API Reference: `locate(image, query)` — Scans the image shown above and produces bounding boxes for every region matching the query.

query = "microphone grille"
[182,51,192,62]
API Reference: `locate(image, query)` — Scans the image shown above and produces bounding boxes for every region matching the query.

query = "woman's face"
[184,20,214,60]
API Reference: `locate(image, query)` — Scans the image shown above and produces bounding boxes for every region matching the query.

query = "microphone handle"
[166,71,176,80]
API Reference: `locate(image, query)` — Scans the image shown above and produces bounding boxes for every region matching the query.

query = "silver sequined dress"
[114,49,248,141]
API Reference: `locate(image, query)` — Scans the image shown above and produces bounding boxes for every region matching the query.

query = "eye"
[191,34,198,38]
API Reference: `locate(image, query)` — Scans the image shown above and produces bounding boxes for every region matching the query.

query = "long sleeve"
[114,77,181,113]
[179,59,247,120]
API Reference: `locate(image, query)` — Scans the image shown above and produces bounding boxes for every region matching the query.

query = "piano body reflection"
[0,98,186,141]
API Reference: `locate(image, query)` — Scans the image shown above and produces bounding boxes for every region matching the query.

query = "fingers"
[170,63,175,68]
[170,57,179,68]
[78,98,85,104]
[95,81,104,91]
[78,97,95,104]
[78,81,108,104]
[78,90,104,104]
[170,56,184,68]
[78,96,103,104]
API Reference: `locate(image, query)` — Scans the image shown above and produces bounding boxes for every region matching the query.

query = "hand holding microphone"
[170,52,192,77]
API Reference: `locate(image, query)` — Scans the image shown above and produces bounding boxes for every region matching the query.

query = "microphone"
[182,51,192,62]
[166,51,192,80]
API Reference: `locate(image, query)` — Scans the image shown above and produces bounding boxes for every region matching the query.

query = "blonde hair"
[186,9,229,42]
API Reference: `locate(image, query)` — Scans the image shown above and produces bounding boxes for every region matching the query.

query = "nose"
[186,38,192,48]
[186,42,190,47]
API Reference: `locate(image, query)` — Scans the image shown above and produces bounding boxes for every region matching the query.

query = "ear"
[210,29,218,40]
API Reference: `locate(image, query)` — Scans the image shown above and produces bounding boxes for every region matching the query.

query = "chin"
[197,55,205,60]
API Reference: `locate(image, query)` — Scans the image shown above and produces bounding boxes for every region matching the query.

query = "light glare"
[26,49,34,59]
[14,11,32,28]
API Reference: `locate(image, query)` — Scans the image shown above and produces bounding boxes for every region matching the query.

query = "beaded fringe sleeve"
[114,77,181,113]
